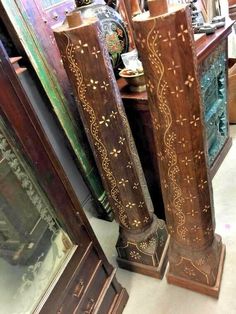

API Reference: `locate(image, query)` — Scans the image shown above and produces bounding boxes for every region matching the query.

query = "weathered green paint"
[200,40,228,166]
[1,0,113,219]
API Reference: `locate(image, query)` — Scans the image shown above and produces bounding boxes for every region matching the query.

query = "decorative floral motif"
[125,202,136,209]
[132,219,141,227]
[110,110,118,119]
[176,114,187,126]
[171,85,184,98]
[185,75,195,87]
[184,266,196,277]
[105,31,124,65]
[157,152,165,161]
[193,236,201,243]
[139,241,148,249]
[139,236,156,250]
[130,250,141,260]
[203,205,210,213]
[133,182,139,190]
[92,46,101,58]
[163,179,168,189]
[138,201,144,208]
[126,161,133,168]
[181,156,192,166]
[87,79,98,90]
[163,31,176,47]
[178,137,188,148]
[185,193,197,203]
[191,225,200,232]
[194,150,204,160]
[190,115,200,127]
[198,179,207,189]
[118,137,126,145]
[184,175,194,184]
[75,40,88,54]
[146,80,155,93]
[101,81,109,90]
[110,148,121,157]
[99,115,110,127]
[204,226,213,235]
[167,60,180,76]
[187,209,199,217]
[177,25,188,42]
[118,178,128,187]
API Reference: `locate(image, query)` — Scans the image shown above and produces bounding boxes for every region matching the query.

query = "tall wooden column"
[133,1,225,297]
[53,12,169,278]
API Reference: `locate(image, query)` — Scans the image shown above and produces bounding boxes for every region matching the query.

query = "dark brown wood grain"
[54,13,169,278]
[0,41,128,313]
[133,3,225,297]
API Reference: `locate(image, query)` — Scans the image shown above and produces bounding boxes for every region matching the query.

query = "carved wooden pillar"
[133,0,225,297]
[53,11,169,278]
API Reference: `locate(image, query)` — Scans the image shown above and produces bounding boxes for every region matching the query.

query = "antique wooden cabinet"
[0,41,128,313]
[120,21,233,182]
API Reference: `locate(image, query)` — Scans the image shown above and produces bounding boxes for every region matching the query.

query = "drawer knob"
[73,279,84,298]
[57,306,63,314]
[84,298,95,314]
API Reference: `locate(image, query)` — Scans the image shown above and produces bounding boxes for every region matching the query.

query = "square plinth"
[166,244,226,298]
[117,235,170,279]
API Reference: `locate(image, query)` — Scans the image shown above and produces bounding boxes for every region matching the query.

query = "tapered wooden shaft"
[54,13,169,277]
[148,0,168,16]
[124,0,142,19]
[133,5,225,296]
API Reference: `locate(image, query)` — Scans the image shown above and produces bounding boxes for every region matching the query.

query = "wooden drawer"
[75,264,108,314]
[59,247,102,313]
[40,225,92,313]
[58,263,108,313]
[97,283,117,314]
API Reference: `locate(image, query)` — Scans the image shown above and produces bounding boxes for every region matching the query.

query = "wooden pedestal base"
[117,235,170,279]
[166,244,226,298]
